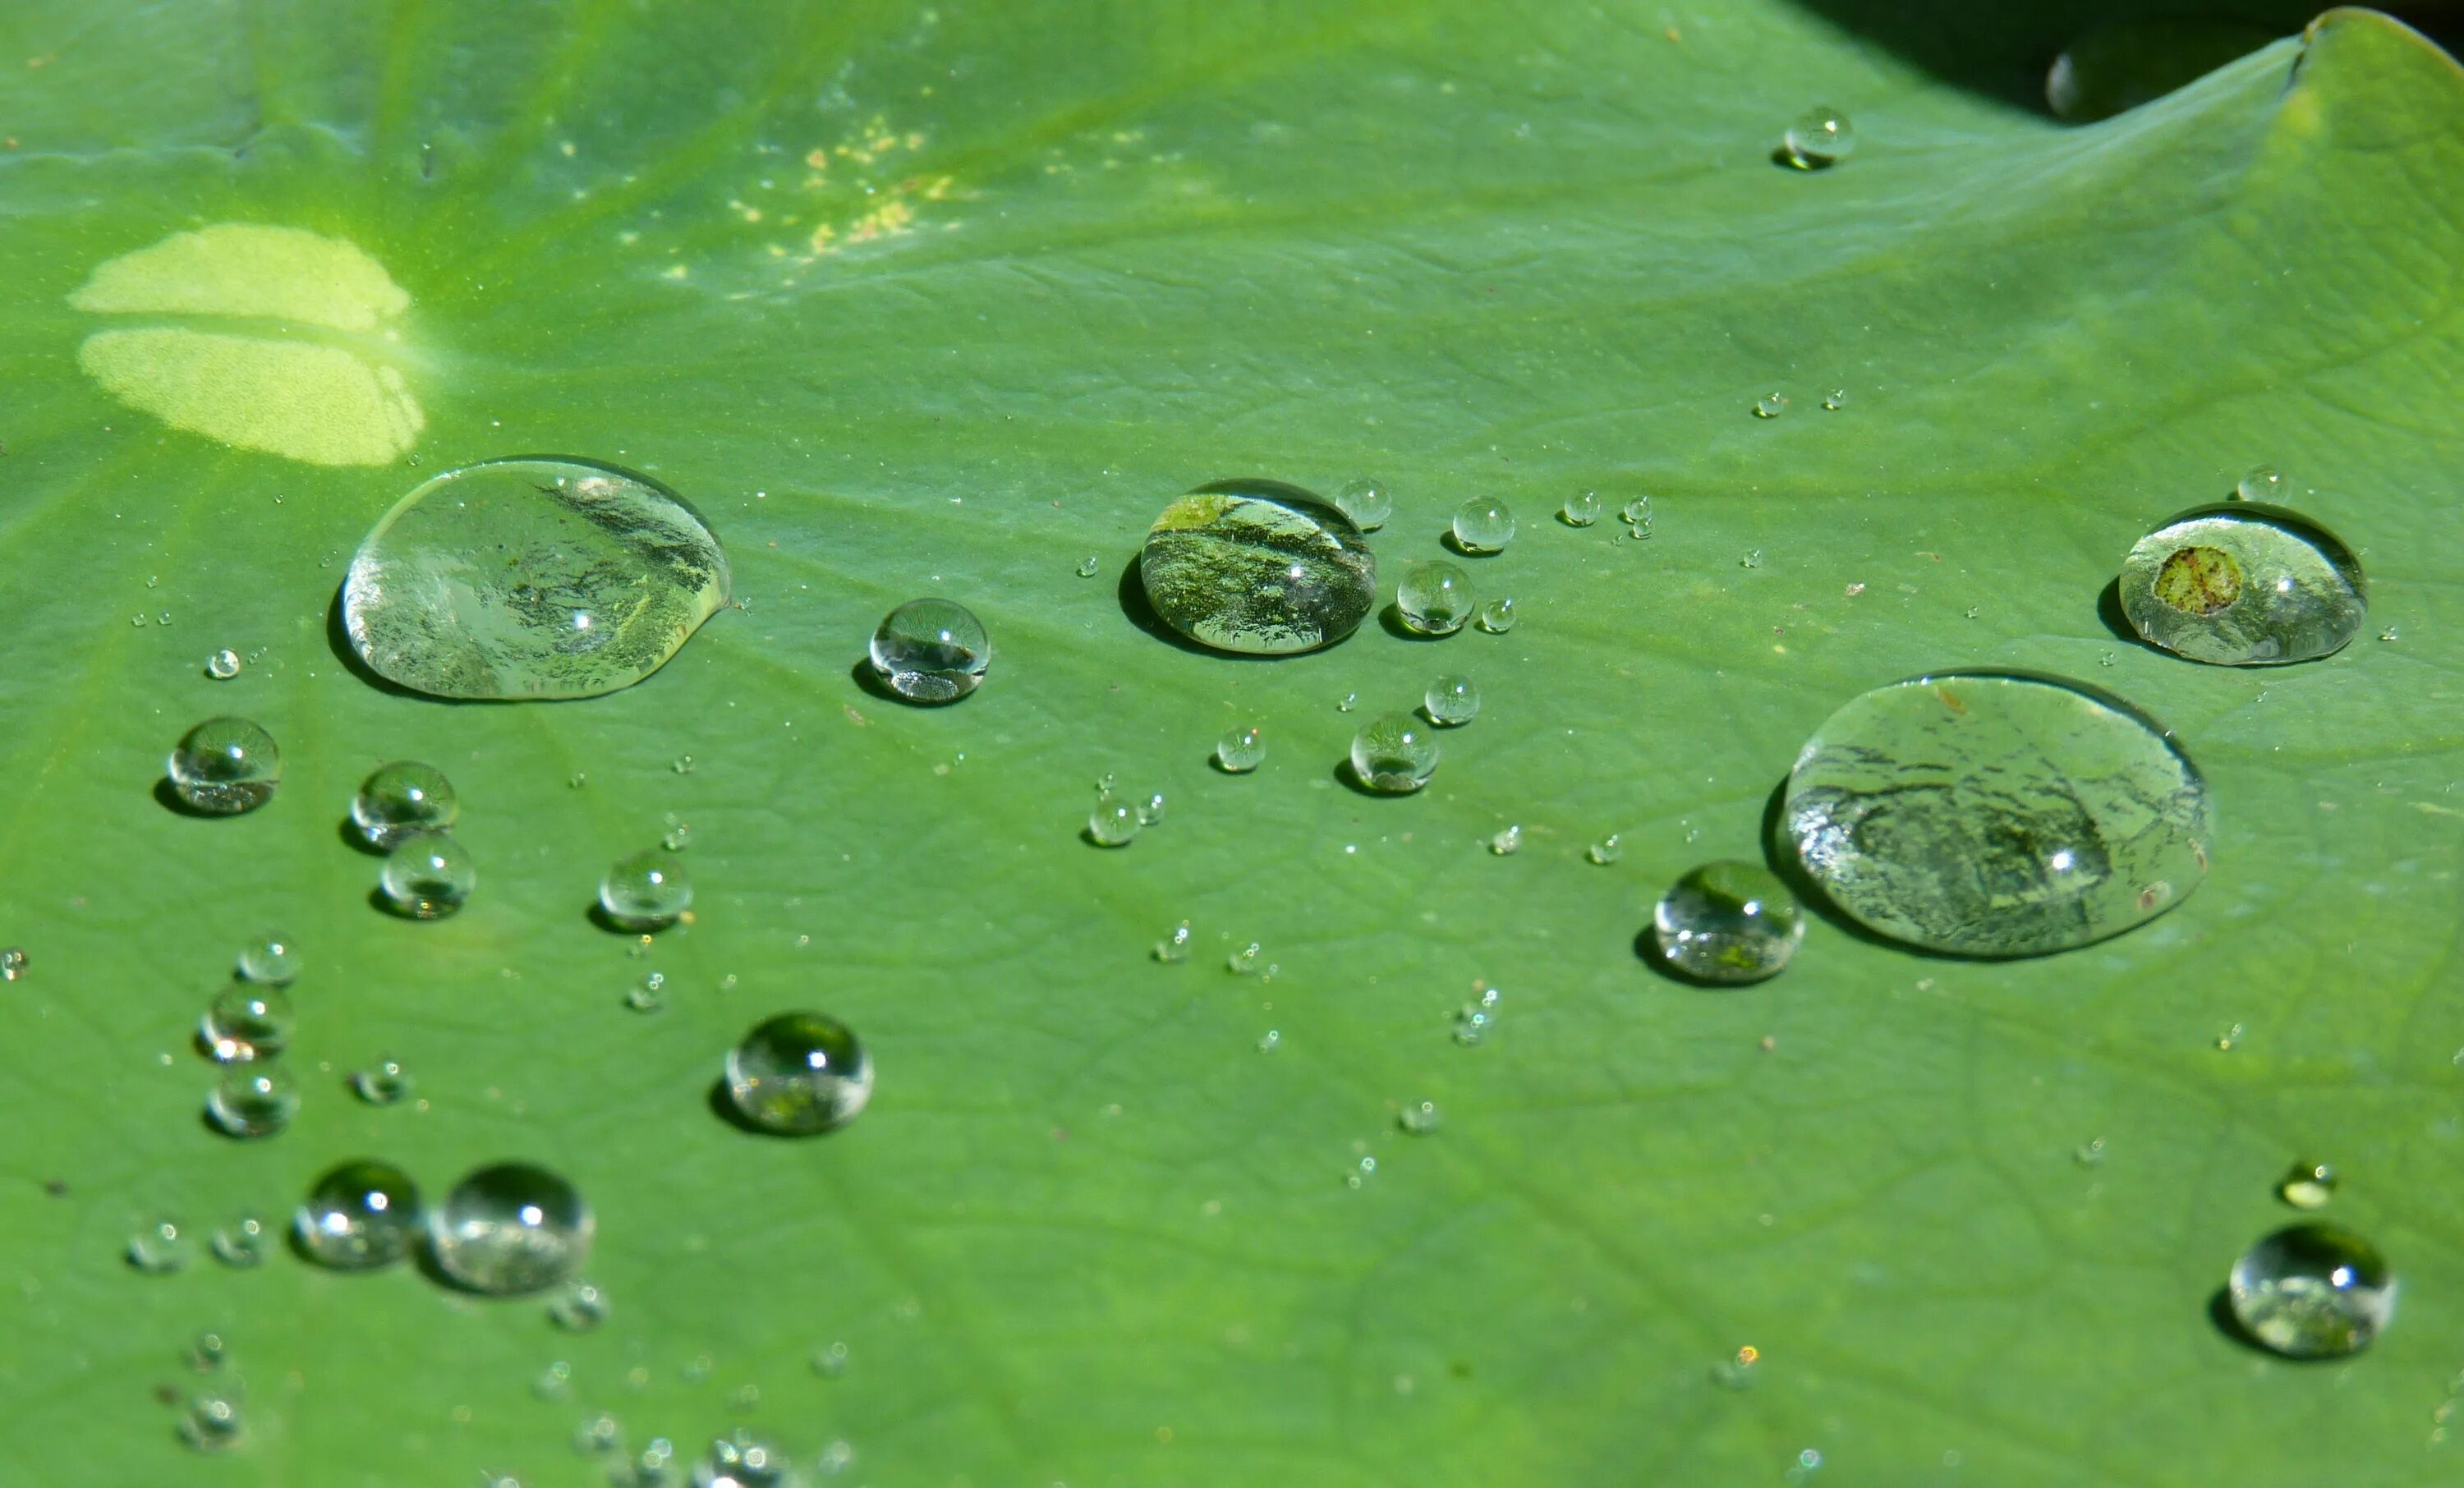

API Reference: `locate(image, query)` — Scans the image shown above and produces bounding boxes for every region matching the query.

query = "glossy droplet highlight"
[1489,824,1522,856]
[726,1012,874,1135]
[1652,861,1805,985]
[430,1162,594,1295]
[352,760,458,849]
[1561,491,1602,527]
[202,981,293,1062]
[1153,921,1193,962]
[167,717,280,815]
[1451,498,1515,553]
[235,931,297,986]
[352,1055,412,1105]
[211,1215,270,1267]
[1350,714,1439,794]
[549,1278,611,1332]
[178,1394,244,1452]
[2236,463,2286,503]
[1216,725,1266,773]
[1784,672,2212,956]
[126,1218,192,1274]
[207,1062,299,1137]
[296,1159,421,1270]
[381,831,475,918]
[1335,477,1391,532]
[1087,792,1141,847]
[867,598,990,703]
[2278,1160,2339,1210]
[600,849,690,930]
[1140,479,1377,654]
[2118,503,2365,665]
[1396,560,1474,636]
[1477,597,1516,633]
[2229,1222,2394,1358]
[206,648,241,680]
[1781,104,1855,168]
[1424,675,1480,726]
[342,457,729,700]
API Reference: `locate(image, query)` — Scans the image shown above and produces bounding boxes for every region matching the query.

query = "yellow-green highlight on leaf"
[71,224,408,330]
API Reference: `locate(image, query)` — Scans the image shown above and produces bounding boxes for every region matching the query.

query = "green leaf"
[5,3,2462,1483]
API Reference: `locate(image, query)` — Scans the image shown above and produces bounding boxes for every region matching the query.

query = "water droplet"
[1153,921,1193,962]
[1651,861,1805,984]
[867,598,991,703]
[1215,726,1266,773]
[1561,490,1602,527]
[726,1012,874,1134]
[208,1062,299,1137]
[1479,598,1519,635]
[661,817,693,852]
[1399,1100,1441,1135]
[816,1440,857,1477]
[2215,1021,2246,1051]
[1822,388,1846,411]
[549,1277,611,1331]
[1395,559,1474,636]
[430,1162,594,1295]
[576,1412,624,1454]
[534,1359,574,1401]
[2074,1137,2108,1168]
[1786,1446,1825,1483]
[158,610,172,626]
[2379,624,2401,643]
[2235,464,2285,501]
[2098,649,2118,667]
[1783,672,2212,955]
[1490,824,1523,856]
[2118,503,2365,665]
[1424,674,1480,726]
[1336,691,1358,712]
[600,849,690,930]
[348,761,458,851]
[1073,555,1099,578]
[186,1330,228,1371]
[203,981,293,1062]
[1620,496,1654,532]
[705,1429,785,1486]
[346,1053,411,1105]
[295,1159,421,1270]
[234,931,297,986]
[1334,477,1391,532]
[380,830,476,918]
[1753,393,1787,419]
[211,1215,270,1266]
[1781,103,1855,168]
[145,575,160,589]
[1227,942,1262,975]
[811,1340,852,1377]
[625,971,668,1013]
[2278,1160,2339,1210]
[1139,480,1377,654]
[635,1439,681,1487]
[1256,1029,1281,1053]
[0,946,22,981]
[1963,605,1981,620]
[1137,791,1167,827]
[2229,1222,2394,1358]
[166,717,280,815]
[205,648,241,680]
[177,1393,243,1452]
[1451,498,1515,553]
[1345,1155,1377,1189]
[126,1218,192,1274]
[1087,791,1141,847]
[341,458,730,699]
[1587,834,1623,866]
[1350,714,1440,793]
[1740,548,1764,567]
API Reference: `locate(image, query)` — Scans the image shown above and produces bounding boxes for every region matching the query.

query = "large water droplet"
[1424,674,1480,726]
[207,1062,299,1137]
[1216,725,1266,773]
[167,717,280,815]
[351,760,458,849]
[600,849,690,930]
[380,831,475,918]
[1651,861,1805,984]
[295,1158,421,1270]
[1783,672,2212,956]
[202,981,292,1062]
[725,1012,874,1134]
[429,1162,594,1295]
[1334,477,1391,532]
[1396,560,1473,636]
[867,598,990,703]
[341,457,729,699]
[2117,503,2365,665]
[1138,480,1377,654]
[1450,498,1515,554]
[1350,714,1439,793]
[1780,104,1855,168]
[2228,1222,2394,1358]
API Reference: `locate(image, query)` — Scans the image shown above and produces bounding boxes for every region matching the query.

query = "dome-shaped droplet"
[1561,491,1602,527]
[1349,713,1439,793]
[599,848,690,930]
[341,457,729,700]
[1216,725,1266,773]
[205,649,241,680]
[352,1055,413,1105]
[867,598,990,703]
[726,1012,875,1135]
[1424,675,1480,726]
[1783,671,2211,957]
[1780,104,1855,168]
[1451,498,1515,554]
[429,1162,594,1295]
[1478,597,1516,633]
[1651,861,1805,984]
[2117,503,2365,666]
[1334,477,1392,532]
[296,1159,421,1270]
[207,1062,299,1137]
[167,717,280,815]
[202,981,293,1062]
[1138,480,1377,654]
[1087,792,1140,847]
[352,760,459,849]
[1396,560,1474,636]
[381,831,475,918]
[235,930,297,986]
[2228,1222,2394,1358]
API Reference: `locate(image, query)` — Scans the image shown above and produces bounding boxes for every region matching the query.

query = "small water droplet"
[1780,103,1855,168]
[185,1330,228,1371]
[2235,463,2285,503]
[816,1440,857,1477]
[1336,691,1358,712]
[1216,725,1266,773]
[207,1061,299,1137]
[202,981,293,1062]
[234,931,297,986]
[211,1214,270,1267]
[1256,1029,1281,1053]
[625,972,668,1013]
[2228,1222,2393,1358]
[1087,791,1141,847]
[145,575,160,589]
[177,1393,243,1452]
[430,1162,593,1295]
[1477,596,1516,633]
[811,1340,851,1378]
[1345,1155,1377,1189]
[1398,1100,1441,1135]
[2098,649,2118,667]
[1587,834,1623,866]
[1710,1343,1761,1389]
[1620,496,1654,533]
[1335,477,1392,531]
[205,649,241,680]
[1964,605,1981,619]
[1822,388,1847,411]
[157,610,172,626]
[1786,1446,1825,1484]
[1489,824,1522,856]
[549,1277,611,1331]
[2278,1160,2339,1210]
[1753,393,1787,419]
[568,771,587,789]
[575,1412,624,1454]
[1136,791,1167,827]
[2379,624,2400,643]
[1073,555,1099,578]
[868,597,991,702]
[126,1218,192,1274]
[351,1054,412,1105]
[1740,549,1764,568]
[1142,480,1377,652]
[0,946,26,981]
[1227,942,1262,975]
[1396,559,1474,636]
[166,717,280,815]
[661,819,693,852]
[600,848,690,930]
[381,831,476,918]
[1152,921,1193,962]
[295,1159,421,1270]
[726,1012,873,1134]
[1424,674,1480,726]
[534,1359,575,1401]
[2216,1022,2245,1051]
[2119,503,2365,665]
[1352,714,1439,793]
[1451,498,1515,553]
[1561,490,1602,526]
[1652,861,1805,984]
[672,752,696,774]
[2074,1137,2108,1168]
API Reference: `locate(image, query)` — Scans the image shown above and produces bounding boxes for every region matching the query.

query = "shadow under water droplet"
[338,817,384,856]
[1377,603,1454,644]
[2095,576,2149,646]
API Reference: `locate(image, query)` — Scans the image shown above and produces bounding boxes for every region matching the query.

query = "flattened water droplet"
[207,1062,298,1137]
[205,649,241,680]
[549,1278,611,1331]
[1216,725,1266,773]
[296,1159,421,1270]
[2278,1160,2339,1210]
[1780,104,1855,168]
[1398,1100,1441,1135]
[202,982,292,1062]
[867,598,990,703]
[1335,477,1392,532]
[1784,672,2212,956]
[351,760,457,849]
[1651,861,1805,984]
[600,849,690,930]
[1478,596,1516,633]
[1139,480,1377,654]
[380,831,475,918]
[1350,714,1439,793]
[167,717,280,815]
[1424,675,1480,726]
[1561,490,1602,527]
[2118,503,2365,665]
[235,931,297,986]
[726,1012,874,1134]
[2229,1222,2394,1358]
[1396,560,1473,636]
[211,1215,270,1267]
[342,457,729,699]
[352,1055,412,1105]
[1450,498,1515,553]
[430,1162,593,1295]
[127,1218,192,1274]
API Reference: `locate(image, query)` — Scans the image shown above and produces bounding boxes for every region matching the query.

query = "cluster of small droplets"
[1620,496,1653,535]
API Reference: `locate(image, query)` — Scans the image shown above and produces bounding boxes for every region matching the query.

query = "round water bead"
[1138,479,1377,654]
[211,1215,271,1268]
[1651,861,1806,985]
[351,760,458,849]
[1781,103,1855,168]
[167,717,280,815]
[352,1055,413,1105]
[1561,491,1602,527]
[1396,560,1474,636]
[1216,725,1266,773]
[1424,675,1481,726]
[207,1062,299,1138]
[867,598,991,704]
[381,831,476,918]
[1451,498,1515,553]
[1349,714,1440,794]
[1087,792,1140,847]
[2117,503,2365,666]
[1335,477,1392,532]
[2228,1222,2394,1358]
[296,1159,421,1270]
[2236,463,2287,503]
[1783,672,2212,957]
[126,1218,193,1274]
[202,981,293,1062]
[205,649,241,680]
[178,1394,243,1452]
[341,457,731,700]
[235,930,297,986]
[430,1162,595,1295]
[1478,597,1516,634]
[2278,1160,2338,1210]
[725,1012,875,1135]
[600,848,690,930]
[549,1277,611,1332]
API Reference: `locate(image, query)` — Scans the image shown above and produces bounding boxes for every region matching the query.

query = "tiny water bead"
[726,1012,875,1135]
[1137,791,1167,827]
[1588,834,1624,866]
[1489,824,1523,856]
[235,931,297,986]
[1652,861,1806,985]
[430,1162,595,1295]
[2236,463,2287,503]
[1620,496,1654,532]
[1087,792,1141,847]
[1424,675,1480,726]
[2228,1222,2395,1358]
[208,1062,300,1137]
[1450,498,1515,553]
[352,1055,413,1105]
[126,1218,193,1274]
[1783,672,2213,957]
[867,598,991,704]
[1073,555,1099,578]
[2117,503,2366,666]
[1350,714,1440,794]
[205,648,241,680]
[350,760,458,849]
[296,1159,421,1270]
[186,1330,228,1371]
[1561,491,1602,527]
[1228,942,1263,974]
[1753,393,1788,419]
[1780,103,1855,168]
[600,848,691,930]
[2278,1160,2339,1210]
[1396,560,1474,636]
[211,1215,271,1267]
[549,1278,611,1331]
[1153,921,1193,962]
[341,457,731,700]
[0,946,23,981]
[1336,691,1358,712]
[1477,596,1516,633]
[380,831,476,918]
[202,982,293,1061]
[1335,477,1392,532]
[625,972,667,1013]
[1399,1100,1441,1135]
[1140,479,1377,654]
[1216,725,1266,773]
[167,717,281,815]
[178,1394,243,1452]
[1821,388,1847,411]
